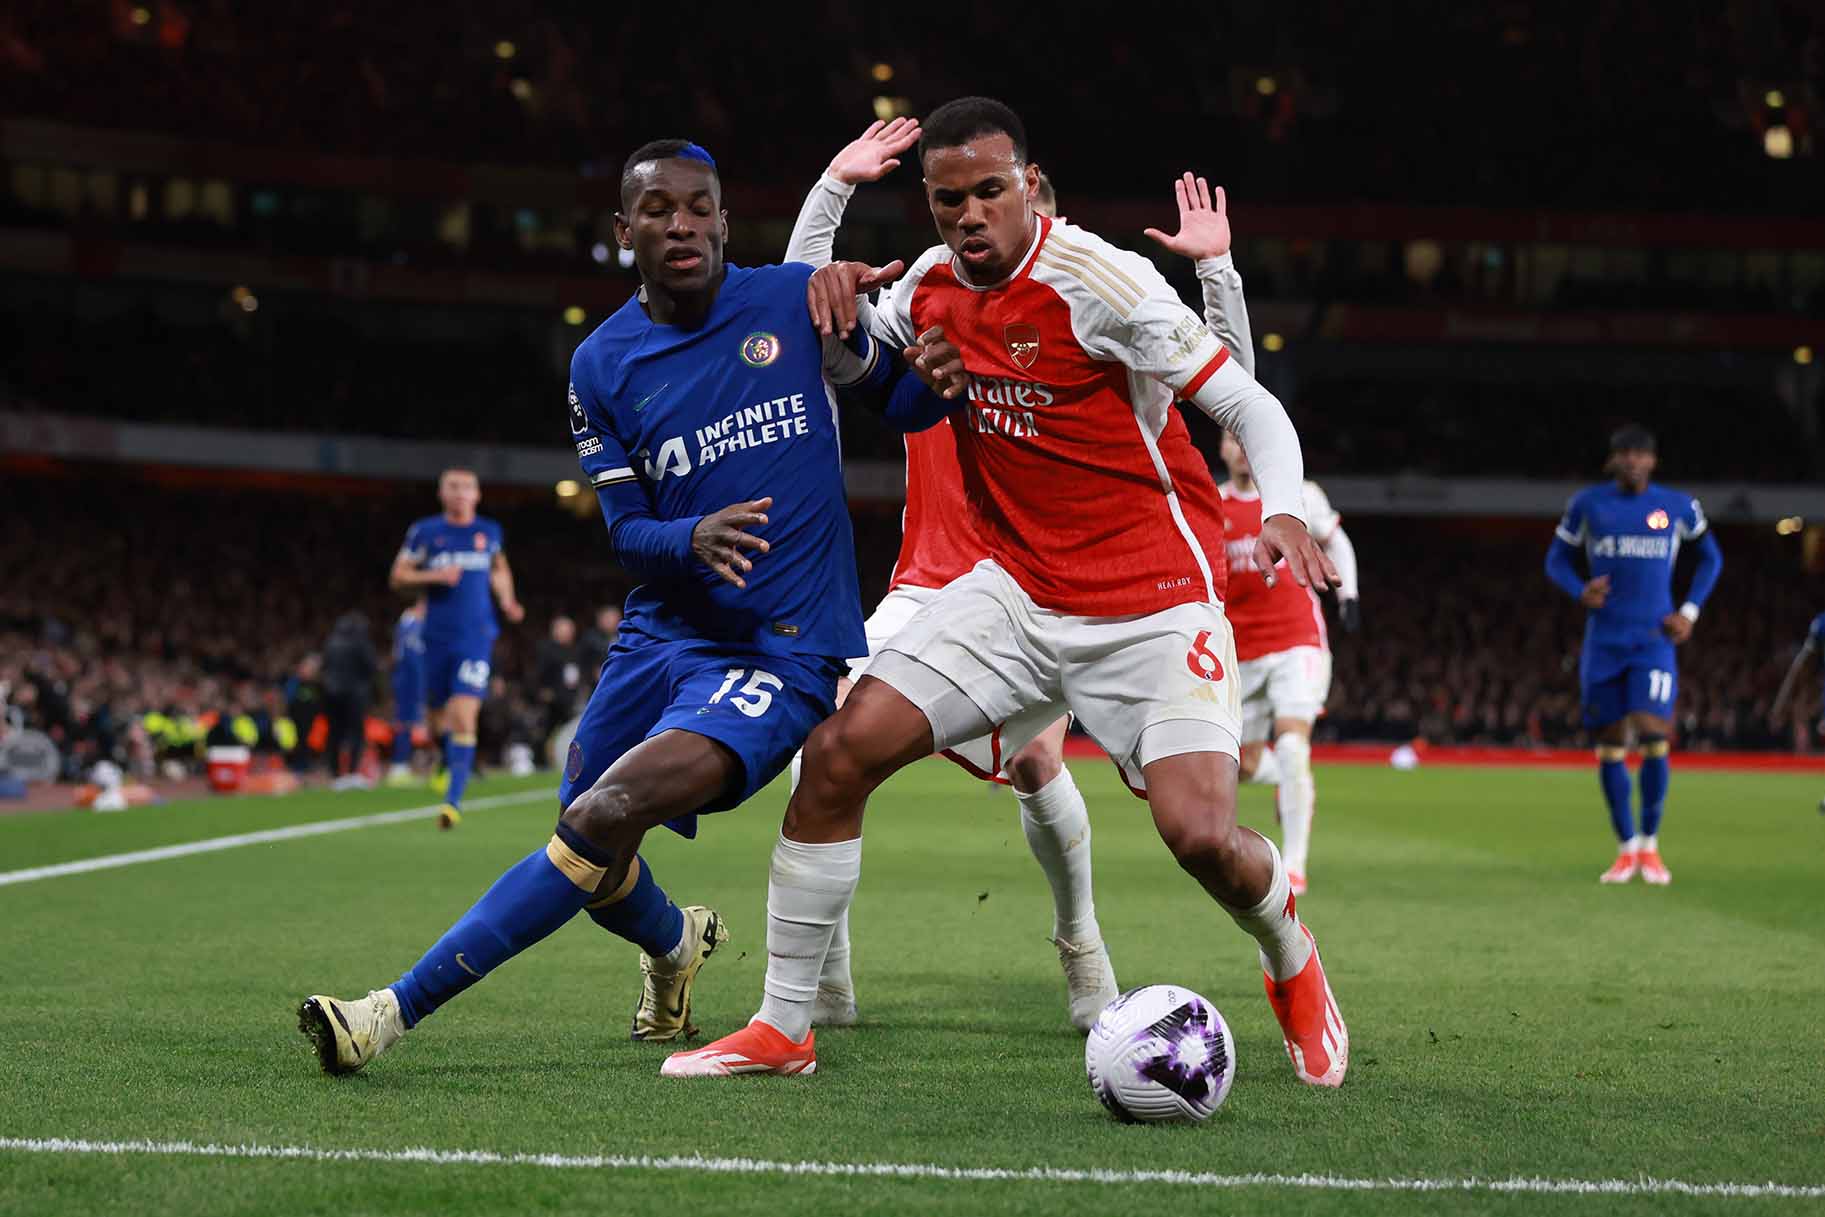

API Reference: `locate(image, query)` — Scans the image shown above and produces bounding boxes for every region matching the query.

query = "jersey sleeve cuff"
[1179,346,1231,398]
[817,173,857,199]
[1678,602,1700,622]
[1195,253,1236,277]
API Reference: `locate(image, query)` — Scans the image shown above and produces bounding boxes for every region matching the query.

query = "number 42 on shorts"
[707,668,783,717]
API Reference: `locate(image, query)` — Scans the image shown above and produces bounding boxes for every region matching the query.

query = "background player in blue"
[383,599,427,787]
[1769,611,1825,814]
[1546,424,1723,886]
[299,138,959,1073]
[387,468,526,828]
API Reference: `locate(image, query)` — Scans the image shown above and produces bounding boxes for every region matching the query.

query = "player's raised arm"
[1145,173,1256,376]
[786,117,920,268]
[490,550,525,624]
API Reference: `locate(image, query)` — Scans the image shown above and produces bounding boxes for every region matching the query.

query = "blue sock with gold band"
[1597,745,1634,843]
[1638,737,1670,839]
[390,826,606,1027]
[586,855,685,958]
[445,733,477,807]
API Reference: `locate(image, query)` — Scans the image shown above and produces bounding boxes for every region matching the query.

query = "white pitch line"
[0,1137,1819,1199]
[0,790,550,888]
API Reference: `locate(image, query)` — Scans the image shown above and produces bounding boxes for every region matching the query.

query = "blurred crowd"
[4,473,1821,793]
[6,301,1818,483]
[2,1,1817,213]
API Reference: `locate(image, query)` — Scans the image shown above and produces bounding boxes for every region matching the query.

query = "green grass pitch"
[1,759,1822,1216]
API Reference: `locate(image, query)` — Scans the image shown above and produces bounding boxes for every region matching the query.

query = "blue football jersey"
[398,515,504,643]
[392,609,426,664]
[1554,482,1707,643]
[568,263,865,659]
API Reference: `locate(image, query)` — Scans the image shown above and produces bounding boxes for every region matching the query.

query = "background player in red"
[667,98,1349,1087]
[782,117,1115,1032]
[1146,174,1362,894]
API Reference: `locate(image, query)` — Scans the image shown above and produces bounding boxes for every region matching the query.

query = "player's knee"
[1152,790,1242,875]
[798,713,878,801]
[1004,744,1062,792]
[558,777,643,848]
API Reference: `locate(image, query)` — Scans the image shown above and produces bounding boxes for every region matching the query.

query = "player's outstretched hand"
[827,117,921,185]
[1338,596,1361,633]
[1580,575,1610,609]
[694,497,772,589]
[1661,611,1693,645]
[1256,514,1337,592]
[807,260,906,340]
[906,326,969,400]
[501,599,526,625]
[1143,173,1232,261]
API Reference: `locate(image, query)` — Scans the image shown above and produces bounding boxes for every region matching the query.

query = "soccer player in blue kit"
[1546,425,1722,885]
[299,139,962,1073]
[384,599,427,787]
[387,468,525,828]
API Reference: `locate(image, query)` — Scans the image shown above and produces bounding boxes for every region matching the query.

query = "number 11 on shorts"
[1648,669,1672,704]
[708,668,783,718]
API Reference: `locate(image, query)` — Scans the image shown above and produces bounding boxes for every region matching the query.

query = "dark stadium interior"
[3,0,1824,782]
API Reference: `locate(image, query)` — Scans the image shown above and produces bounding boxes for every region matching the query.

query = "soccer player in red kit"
[667,98,1349,1088]
[782,117,1117,1033]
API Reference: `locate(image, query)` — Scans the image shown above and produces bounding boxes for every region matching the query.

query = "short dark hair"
[1609,423,1656,454]
[919,97,1028,167]
[619,139,718,209]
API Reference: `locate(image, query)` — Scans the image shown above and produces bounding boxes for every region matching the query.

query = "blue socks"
[446,733,476,808]
[1638,737,1670,839]
[587,855,685,958]
[391,724,414,765]
[1597,747,1634,843]
[391,839,597,1027]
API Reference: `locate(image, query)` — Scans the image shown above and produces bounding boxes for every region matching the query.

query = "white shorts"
[1237,645,1332,743]
[869,560,1242,794]
[849,584,1062,782]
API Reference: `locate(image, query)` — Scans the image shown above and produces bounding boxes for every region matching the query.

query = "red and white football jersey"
[887,424,983,592]
[1219,481,1340,661]
[872,215,1234,617]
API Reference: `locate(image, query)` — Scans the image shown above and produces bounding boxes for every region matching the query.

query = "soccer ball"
[1085,985,1235,1123]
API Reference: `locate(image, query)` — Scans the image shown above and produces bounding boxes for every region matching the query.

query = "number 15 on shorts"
[707,668,782,717]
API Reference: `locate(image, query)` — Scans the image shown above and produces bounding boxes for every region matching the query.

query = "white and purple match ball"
[1085,985,1235,1123]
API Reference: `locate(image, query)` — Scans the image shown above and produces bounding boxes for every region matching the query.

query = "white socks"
[1248,747,1281,784]
[1016,768,1100,945]
[818,909,853,993]
[1273,732,1314,875]
[1226,835,1313,982]
[757,834,862,1043]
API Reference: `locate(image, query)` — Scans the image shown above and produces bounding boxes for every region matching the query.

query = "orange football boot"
[1599,851,1638,884]
[1262,925,1348,1088]
[660,1019,816,1078]
[1287,871,1309,896]
[1636,848,1671,885]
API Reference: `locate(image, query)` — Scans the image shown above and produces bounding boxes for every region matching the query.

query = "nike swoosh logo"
[633,384,669,413]
[455,953,483,978]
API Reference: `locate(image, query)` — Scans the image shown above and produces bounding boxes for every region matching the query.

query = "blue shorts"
[391,656,425,725]
[1581,635,1677,729]
[423,637,495,708]
[557,636,844,839]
